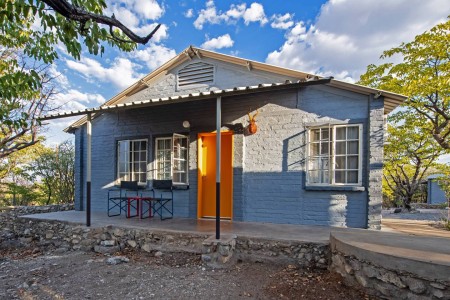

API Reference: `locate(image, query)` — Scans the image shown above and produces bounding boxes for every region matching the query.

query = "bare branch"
[41,0,161,45]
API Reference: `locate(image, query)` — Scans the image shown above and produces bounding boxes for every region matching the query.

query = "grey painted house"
[66,46,406,229]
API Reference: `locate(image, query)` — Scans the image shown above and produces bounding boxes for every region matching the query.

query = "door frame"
[197,131,234,219]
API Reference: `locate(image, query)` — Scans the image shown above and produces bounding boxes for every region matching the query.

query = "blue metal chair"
[107,181,140,217]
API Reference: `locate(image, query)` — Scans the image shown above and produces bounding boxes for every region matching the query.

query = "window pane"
[322,171,329,184]
[347,156,358,169]
[336,141,346,155]
[134,151,140,161]
[322,129,329,140]
[310,143,319,156]
[335,156,345,170]
[347,171,358,183]
[335,171,345,183]
[139,173,146,183]
[336,128,346,140]
[309,170,319,183]
[347,126,359,139]
[320,142,329,155]
[320,158,329,170]
[311,129,320,142]
[309,158,319,170]
[347,141,359,154]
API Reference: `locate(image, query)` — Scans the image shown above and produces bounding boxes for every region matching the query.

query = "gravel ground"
[0,245,375,300]
[382,209,448,221]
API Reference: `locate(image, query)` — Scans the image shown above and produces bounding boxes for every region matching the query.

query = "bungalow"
[64,46,406,229]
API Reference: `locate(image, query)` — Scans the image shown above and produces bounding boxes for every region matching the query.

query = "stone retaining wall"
[331,251,450,299]
[0,205,329,269]
[0,204,74,215]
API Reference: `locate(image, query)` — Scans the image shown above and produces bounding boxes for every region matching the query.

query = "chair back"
[152,180,172,190]
[120,181,139,190]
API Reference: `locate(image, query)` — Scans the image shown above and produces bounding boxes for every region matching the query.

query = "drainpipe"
[86,113,92,227]
[216,96,221,239]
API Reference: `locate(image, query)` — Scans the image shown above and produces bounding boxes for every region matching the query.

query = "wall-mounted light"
[182,120,191,129]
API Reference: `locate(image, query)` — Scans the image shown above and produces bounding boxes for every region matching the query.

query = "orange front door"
[198,132,233,219]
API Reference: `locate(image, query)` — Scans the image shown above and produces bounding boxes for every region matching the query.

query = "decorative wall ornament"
[247,110,259,134]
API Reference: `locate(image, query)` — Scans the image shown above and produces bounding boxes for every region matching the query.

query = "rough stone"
[154,251,163,258]
[403,277,426,294]
[433,289,444,299]
[94,245,120,254]
[45,231,54,239]
[380,272,406,288]
[113,228,125,237]
[106,256,129,265]
[430,283,446,290]
[141,244,152,253]
[127,240,137,248]
[101,240,116,247]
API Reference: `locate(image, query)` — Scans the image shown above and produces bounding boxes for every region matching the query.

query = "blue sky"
[45,0,450,161]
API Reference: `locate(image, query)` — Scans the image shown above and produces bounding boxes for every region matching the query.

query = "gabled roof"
[64,46,407,131]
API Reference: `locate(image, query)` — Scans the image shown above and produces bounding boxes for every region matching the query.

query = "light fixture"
[182,120,191,128]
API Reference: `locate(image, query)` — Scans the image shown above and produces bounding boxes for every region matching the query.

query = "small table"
[127,197,153,219]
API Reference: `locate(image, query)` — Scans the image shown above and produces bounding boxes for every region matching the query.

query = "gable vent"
[177,62,214,88]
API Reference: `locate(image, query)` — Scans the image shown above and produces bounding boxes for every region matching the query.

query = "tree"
[383,116,445,209]
[28,140,75,204]
[359,18,450,151]
[0,53,57,159]
[0,0,161,157]
[0,138,45,205]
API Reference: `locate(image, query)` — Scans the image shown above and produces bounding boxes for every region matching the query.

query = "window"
[177,62,214,88]
[117,139,148,184]
[155,134,189,185]
[307,124,362,186]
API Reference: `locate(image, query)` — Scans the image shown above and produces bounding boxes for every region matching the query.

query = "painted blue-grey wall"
[73,85,377,228]
[427,179,447,204]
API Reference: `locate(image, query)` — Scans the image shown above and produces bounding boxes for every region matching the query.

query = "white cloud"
[193,1,268,29]
[201,34,234,50]
[51,89,105,112]
[226,3,246,19]
[193,0,226,30]
[107,0,165,20]
[66,57,144,90]
[131,44,177,70]
[132,23,168,42]
[266,0,450,82]
[243,3,268,26]
[271,13,294,30]
[184,8,194,18]
[134,0,165,20]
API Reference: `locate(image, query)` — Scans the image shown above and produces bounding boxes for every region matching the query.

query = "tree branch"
[41,0,161,45]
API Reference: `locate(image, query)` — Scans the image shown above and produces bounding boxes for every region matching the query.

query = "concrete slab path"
[22,211,336,243]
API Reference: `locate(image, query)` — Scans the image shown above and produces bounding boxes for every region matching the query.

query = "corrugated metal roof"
[39,78,331,128]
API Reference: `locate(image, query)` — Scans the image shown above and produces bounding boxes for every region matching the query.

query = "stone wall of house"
[331,251,450,299]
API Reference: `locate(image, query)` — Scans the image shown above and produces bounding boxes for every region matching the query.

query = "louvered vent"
[177,62,214,88]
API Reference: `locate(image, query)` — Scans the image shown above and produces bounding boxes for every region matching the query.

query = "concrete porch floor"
[22,210,338,243]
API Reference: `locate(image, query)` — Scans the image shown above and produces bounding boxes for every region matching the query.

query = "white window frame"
[154,134,189,185]
[306,124,363,186]
[117,139,148,185]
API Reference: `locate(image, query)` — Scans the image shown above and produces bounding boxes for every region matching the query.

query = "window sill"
[305,185,365,192]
